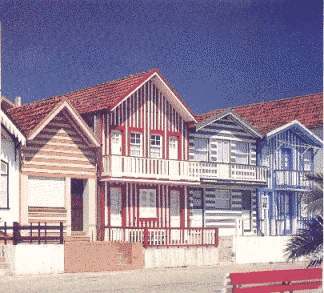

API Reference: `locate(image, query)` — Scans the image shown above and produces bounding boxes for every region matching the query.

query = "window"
[281,148,293,170]
[235,142,249,164]
[209,190,231,209]
[0,161,8,208]
[168,137,179,160]
[150,135,162,158]
[28,177,65,207]
[303,150,312,171]
[193,138,208,161]
[139,189,157,218]
[130,133,142,157]
[216,140,230,163]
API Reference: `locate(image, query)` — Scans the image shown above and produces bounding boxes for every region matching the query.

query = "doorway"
[71,179,85,232]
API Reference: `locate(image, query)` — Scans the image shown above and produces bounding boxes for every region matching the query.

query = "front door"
[241,191,252,233]
[110,187,122,227]
[71,179,84,232]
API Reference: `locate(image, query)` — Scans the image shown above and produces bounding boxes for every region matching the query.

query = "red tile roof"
[7,69,159,136]
[196,93,323,135]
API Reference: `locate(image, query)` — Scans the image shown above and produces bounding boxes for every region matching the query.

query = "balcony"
[274,170,312,190]
[102,155,268,184]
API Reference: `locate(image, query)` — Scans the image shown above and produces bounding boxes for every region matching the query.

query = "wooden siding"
[22,111,97,178]
[188,187,257,233]
[28,207,67,225]
[102,80,188,160]
[189,115,257,164]
[105,182,188,228]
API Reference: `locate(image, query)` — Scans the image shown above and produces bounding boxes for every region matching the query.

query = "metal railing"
[104,226,219,247]
[0,222,64,245]
[102,155,268,183]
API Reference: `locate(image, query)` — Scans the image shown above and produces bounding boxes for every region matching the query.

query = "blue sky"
[0,0,322,113]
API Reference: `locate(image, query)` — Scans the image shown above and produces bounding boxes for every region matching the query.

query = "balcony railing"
[104,226,219,247]
[274,170,312,190]
[102,155,268,183]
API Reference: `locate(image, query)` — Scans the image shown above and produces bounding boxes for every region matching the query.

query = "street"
[0,262,311,293]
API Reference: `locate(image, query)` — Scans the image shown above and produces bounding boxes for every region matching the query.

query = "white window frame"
[194,138,209,161]
[0,160,9,209]
[150,134,162,158]
[139,189,157,218]
[303,149,312,172]
[130,132,142,157]
[216,139,230,163]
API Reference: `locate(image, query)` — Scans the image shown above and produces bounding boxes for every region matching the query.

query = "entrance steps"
[65,233,90,242]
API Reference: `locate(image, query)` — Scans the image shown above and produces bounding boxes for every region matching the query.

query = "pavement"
[0,262,317,293]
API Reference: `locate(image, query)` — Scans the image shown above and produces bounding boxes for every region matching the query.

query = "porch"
[104,226,219,247]
[102,155,268,184]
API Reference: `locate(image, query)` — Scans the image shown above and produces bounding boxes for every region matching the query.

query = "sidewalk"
[0,262,312,293]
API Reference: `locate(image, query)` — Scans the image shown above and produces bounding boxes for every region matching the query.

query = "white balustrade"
[103,155,267,183]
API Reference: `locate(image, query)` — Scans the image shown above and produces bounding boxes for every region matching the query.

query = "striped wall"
[188,187,257,234]
[189,115,257,164]
[100,79,188,160]
[105,182,188,228]
[21,111,97,178]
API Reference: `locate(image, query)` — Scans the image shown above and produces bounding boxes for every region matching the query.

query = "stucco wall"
[4,244,64,275]
[144,246,219,268]
[0,136,20,224]
[64,241,144,273]
[234,236,290,264]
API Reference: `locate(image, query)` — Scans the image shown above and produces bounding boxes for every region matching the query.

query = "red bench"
[226,267,322,292]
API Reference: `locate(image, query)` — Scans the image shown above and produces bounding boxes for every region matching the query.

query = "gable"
[21,112,97,178]
[110,79,190,132]
[194,115,259,141]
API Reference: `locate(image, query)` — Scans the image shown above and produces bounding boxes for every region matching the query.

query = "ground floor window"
[139,189,157,218]
[209,189,231,209]
[28,177,65,207]
[0,161,9,208]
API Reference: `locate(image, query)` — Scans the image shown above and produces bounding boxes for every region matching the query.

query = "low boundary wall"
[5,244,64,275]
[144,246,219,268]
[64,241,144,273]
[234,236,290,264]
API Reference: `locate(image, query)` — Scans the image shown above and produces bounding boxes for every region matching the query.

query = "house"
[0,97,26,224]
[198,93,323,236]
[5,99,100,239]
[189,111,267,236]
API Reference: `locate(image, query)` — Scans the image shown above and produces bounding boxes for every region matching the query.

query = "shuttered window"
[235,142,249,164]
[28,177,65,207]
[193,138,208,161]
[0,161,9,208]
[208,190,231,210]
[139,189,157,218]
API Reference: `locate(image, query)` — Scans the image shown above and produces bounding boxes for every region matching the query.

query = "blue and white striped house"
[195,93,323,236]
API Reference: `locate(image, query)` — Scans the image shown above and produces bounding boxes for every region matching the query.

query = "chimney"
[15,96,22,106]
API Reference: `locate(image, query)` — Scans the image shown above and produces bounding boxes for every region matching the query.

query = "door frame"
[168,187,185,229]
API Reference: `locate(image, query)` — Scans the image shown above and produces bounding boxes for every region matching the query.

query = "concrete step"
[65,235,90,242]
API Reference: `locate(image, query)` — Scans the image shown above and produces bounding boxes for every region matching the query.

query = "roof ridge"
[15,68,158,108]
[198,92,323,116]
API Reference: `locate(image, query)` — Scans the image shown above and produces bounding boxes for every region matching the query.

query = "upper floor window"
[281,148,293,170]
[0,161,9,209]
[216,140,230,163]
[130,133,142,157]
[303,150,312,171]
[150,135,162,158]
[168,137,179,160]
[194,138,208,161]
[235,142,249,164]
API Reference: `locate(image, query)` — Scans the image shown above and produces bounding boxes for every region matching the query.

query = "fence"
[105,226,219,248]
[0,222,64,245]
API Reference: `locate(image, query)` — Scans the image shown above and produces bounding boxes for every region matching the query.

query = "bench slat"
[230,268,322,284]
[233,280,322,293]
